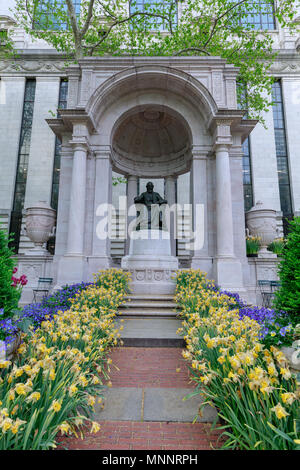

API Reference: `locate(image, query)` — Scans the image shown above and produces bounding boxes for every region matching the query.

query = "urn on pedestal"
[25,201,56,255]
[246,201,278,258]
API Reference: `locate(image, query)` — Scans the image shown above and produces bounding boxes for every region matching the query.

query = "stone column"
[165,175,177,257]
[125,175,138,254]
[213,142,244,290]
[66,142,87,255]
[89,149,112,273]
[215,144,235,258]
[56,138,88,286]
[190,152,210,273]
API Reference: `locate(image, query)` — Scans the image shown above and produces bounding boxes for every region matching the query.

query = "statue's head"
[146,182,154,193]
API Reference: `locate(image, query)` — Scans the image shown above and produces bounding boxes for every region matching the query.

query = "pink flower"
[13,267,18,274]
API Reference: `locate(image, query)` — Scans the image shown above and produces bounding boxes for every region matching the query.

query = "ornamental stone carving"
[246,201,278,258]
[25,202,56,254]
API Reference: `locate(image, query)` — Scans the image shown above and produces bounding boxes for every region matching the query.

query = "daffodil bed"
[175,270,300,450]
[0,269,130,450]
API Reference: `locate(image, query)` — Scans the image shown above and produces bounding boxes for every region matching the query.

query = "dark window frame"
[272,80,293,233]
[50,79,68,211]
[33,0,81,31]
[129,0,178,31]
[236,82,254,212]
[9,79,36,253]
[239,0,276,31]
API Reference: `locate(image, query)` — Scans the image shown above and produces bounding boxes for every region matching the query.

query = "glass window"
[33,0,81,31]
[10,79,36,253]
[237,82,254,212]
[242,138,254,211]
[51,79,68,211]
[272,80,293,228]
[130,0,177,31]
[240,1,275,30]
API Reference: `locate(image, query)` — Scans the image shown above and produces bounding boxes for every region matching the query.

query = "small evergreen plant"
[274,217,300,321]
[0,228,20,317]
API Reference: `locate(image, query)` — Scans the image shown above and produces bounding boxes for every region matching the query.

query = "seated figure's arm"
[134,193,145,204]
[156,193,168,205]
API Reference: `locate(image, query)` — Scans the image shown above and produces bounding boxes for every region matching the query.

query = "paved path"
[58,348,223,450]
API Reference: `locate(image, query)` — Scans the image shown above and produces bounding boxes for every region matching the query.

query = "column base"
[56,254,87,287]
[213,256,244,291]
[86,256,112,279]
[191,257,213,278]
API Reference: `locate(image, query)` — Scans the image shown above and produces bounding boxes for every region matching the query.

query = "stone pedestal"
[121,229,178,294]
[17,254,54,305]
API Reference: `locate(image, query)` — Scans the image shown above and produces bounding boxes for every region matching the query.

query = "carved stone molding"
[128,268,177,283]
[0,60,67,74]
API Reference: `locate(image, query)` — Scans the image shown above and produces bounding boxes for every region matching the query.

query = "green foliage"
[268,237,285,256]
[10,0,300,123]
[112,176,127,187]
[246,235,261,255]
[274,218,300,319]
[175,269,300,450]
[0,272,128,450]
[0,229,20,317]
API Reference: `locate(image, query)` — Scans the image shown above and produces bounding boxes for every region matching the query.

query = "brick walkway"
[58,421,223,450]
[108,347,195,388]
[59,347,223,450]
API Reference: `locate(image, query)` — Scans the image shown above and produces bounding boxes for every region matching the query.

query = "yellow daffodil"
[271,403,289,420]
[49,400,61,413]
[281,392,296,405]
[90,422,101,433]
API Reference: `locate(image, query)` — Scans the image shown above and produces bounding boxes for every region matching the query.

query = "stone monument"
[121,182,178,294]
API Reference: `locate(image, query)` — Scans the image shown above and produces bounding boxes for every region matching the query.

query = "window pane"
[10,79,36,253]
[240,1,275,30]
[34,0,81,31]
[130,0,177,31]
[51,80,68,210]
[272,80,293,223]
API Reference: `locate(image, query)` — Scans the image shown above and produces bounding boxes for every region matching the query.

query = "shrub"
[0,229,21,318]
[268,237,285,256]
[274,217,300,320]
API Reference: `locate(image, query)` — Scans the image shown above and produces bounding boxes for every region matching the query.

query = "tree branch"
[174,47,210,56]
[80,0,96,37]
[83,10,174,54]
[203,0,250,48]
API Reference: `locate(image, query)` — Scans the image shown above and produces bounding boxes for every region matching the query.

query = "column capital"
[212,119,233,151]
[127,174,138,182]
[192,145,211,160]
[165,175,178,181]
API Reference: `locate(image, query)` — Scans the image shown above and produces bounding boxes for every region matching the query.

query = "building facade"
[0,0,300,304]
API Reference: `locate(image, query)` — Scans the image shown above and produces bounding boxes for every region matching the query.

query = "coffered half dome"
[111,105,192,177]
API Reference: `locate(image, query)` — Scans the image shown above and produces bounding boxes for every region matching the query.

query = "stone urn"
[25,201,56,255]
[246,201,278,258]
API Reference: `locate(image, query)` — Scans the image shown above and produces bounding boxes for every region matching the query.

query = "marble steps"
[117,317,184,347]
[117,294,183,346]
[119,294,179,318]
